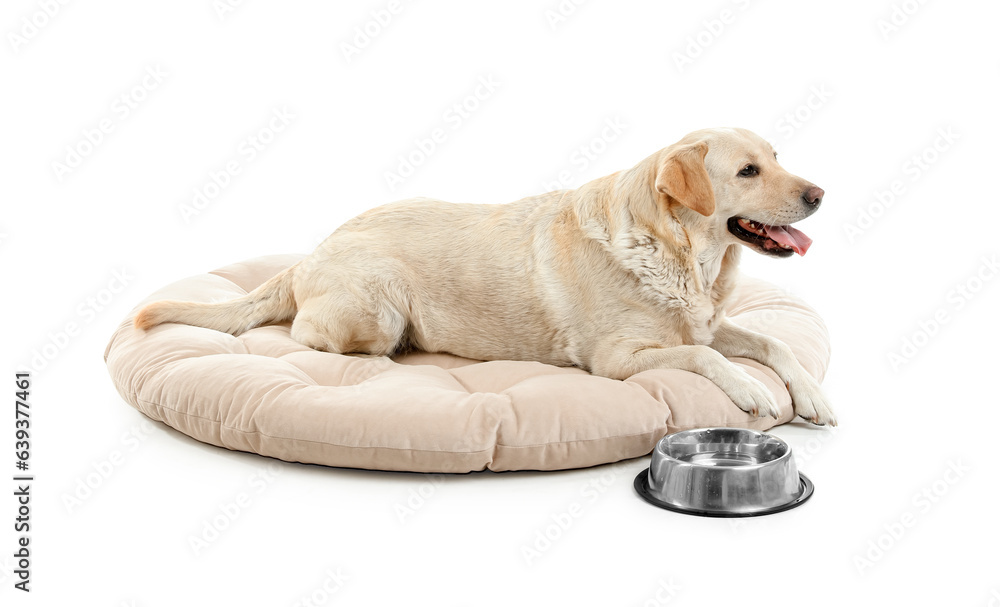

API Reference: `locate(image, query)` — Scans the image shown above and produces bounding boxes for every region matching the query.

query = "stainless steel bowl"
[634,427,813,517]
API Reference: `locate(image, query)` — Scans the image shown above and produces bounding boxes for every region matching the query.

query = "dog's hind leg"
[290,280,409,357]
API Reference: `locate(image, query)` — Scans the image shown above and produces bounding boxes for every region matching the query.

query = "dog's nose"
[802,186,824,206]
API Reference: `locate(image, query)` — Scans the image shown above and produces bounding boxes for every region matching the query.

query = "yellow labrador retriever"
[136,127,836,425]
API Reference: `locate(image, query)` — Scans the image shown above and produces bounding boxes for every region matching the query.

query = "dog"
[135,127,836,425]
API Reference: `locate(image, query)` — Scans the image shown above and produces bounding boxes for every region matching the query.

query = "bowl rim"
[653,427,792,472]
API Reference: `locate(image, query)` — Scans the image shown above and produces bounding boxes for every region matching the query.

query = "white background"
[2,0,999,605]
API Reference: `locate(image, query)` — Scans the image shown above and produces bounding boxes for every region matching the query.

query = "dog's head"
[654,128,822,257]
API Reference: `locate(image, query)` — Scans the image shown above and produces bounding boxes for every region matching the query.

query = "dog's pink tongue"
[763,224,813,255]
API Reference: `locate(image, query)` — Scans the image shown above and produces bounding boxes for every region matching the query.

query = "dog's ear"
[655,141,715,217]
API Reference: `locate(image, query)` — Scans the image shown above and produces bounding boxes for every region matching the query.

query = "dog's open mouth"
[727,217,813,257]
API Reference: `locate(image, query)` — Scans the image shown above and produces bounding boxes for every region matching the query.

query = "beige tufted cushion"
[104,254,830,472]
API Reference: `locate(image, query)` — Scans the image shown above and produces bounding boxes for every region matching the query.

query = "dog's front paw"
[788,377,837,426]
[722,369,781,419]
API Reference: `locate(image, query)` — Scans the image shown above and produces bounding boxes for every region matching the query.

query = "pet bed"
[104,254,830,472]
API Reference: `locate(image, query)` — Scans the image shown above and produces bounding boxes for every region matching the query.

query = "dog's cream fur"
[136,127,836,425]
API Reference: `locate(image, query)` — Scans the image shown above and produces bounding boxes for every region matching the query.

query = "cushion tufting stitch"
[104,254,831,473]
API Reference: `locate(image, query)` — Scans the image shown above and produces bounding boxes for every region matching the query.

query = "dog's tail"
[133,264,298,335]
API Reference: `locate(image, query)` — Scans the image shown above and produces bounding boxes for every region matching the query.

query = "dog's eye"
[737,164,759,177]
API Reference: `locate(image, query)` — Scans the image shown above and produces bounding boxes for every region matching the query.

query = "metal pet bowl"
[634,427,813,517]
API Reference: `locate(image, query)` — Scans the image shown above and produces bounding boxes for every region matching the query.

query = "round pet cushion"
[104,255,831,473]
